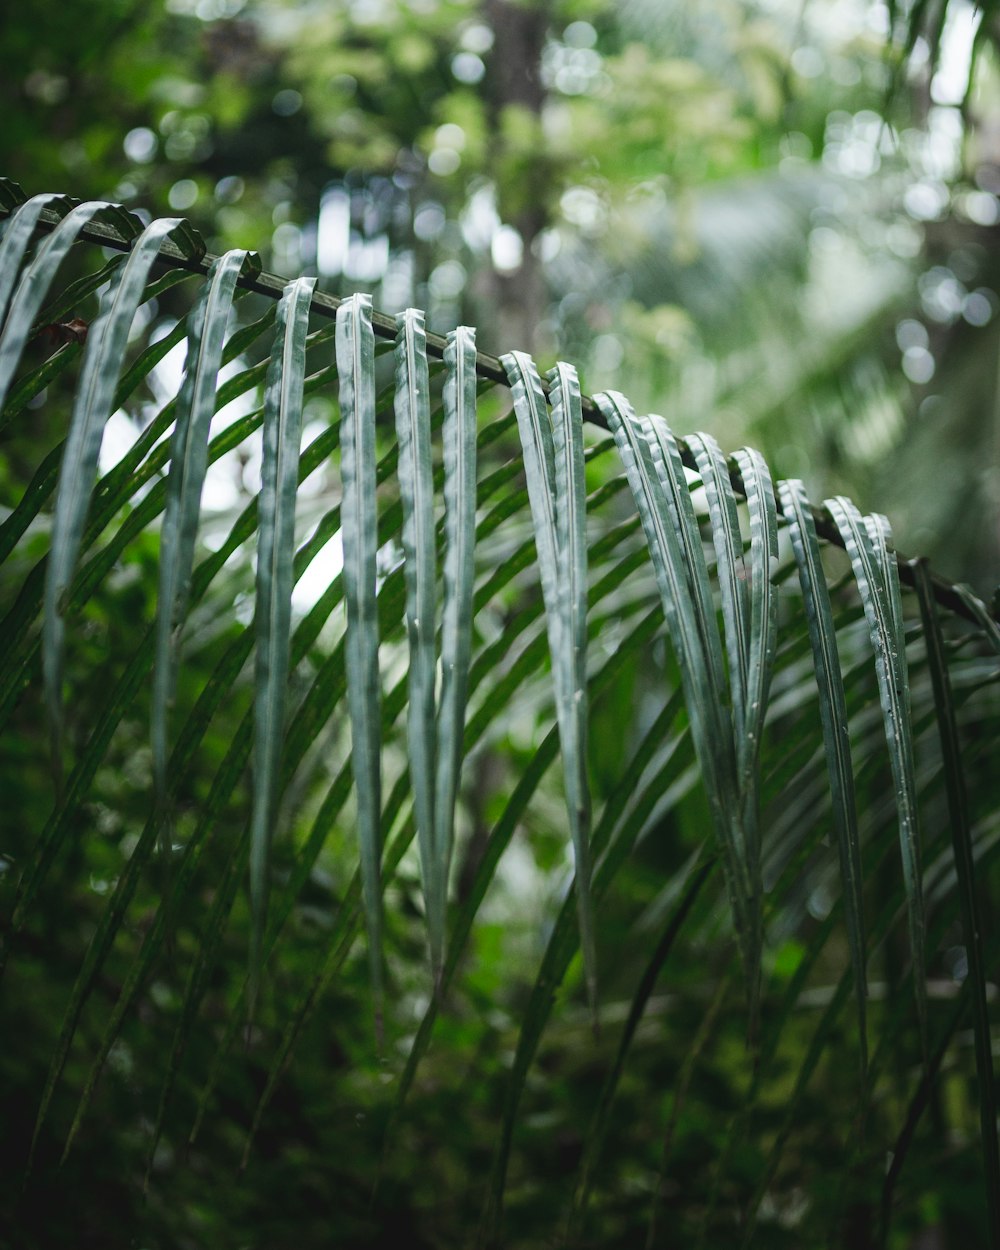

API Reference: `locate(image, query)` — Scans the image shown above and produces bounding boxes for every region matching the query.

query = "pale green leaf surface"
[0,193,70,323]
[687,432,750,728]
[547,359,594,1005]
[152,250,248,845]
[681,430,767,1014]
[0,201,109,412]
[42,217,191,778]
[393,307,440,972]
[502,350,596,1008]
[826,494,926,1049]
[643,418,729,703]
[433,324,477,979]
[732,445,778,791]
[249,274,316,988]
[336,292,384,1030]
[4,189,999,1241]
[777,479,868,1064]
[596,391,756,1010]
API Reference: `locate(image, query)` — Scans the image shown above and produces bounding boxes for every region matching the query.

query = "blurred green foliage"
[6,0,1000,586]
[3,2,1000,1248]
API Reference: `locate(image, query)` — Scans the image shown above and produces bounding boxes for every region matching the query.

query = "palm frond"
[2,182,999,1246]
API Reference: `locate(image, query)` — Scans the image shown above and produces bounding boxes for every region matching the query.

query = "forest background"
[2,1,1000,1247]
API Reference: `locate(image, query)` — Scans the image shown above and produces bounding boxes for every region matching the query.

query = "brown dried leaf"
[36,318,89,346]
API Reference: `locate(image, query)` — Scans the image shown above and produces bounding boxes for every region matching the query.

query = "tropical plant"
[1,178,999,1249]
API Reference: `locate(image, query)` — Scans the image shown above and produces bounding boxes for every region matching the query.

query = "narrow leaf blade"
[337,291,384,1035]
[778,478,868,1072]
[0,200,111,412]
[249,275,316,993]
[152,249,248,848]
[502,350,597,1009]
[687,432,750,730]
[546,359,595,1010]
[826,494,926,1051]
[433,323,478,981]
[732,445,778,791]
[393,307,440,974]
[595,392,755,1015]
[0,193,70,322]
[43,217,188,778]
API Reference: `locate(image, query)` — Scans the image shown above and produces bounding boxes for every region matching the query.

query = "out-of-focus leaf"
[911,557,1000,1245]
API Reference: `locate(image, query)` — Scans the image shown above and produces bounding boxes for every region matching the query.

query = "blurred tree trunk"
[483,0,550,353]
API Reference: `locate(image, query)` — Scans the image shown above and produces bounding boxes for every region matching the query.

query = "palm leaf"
[433,324,477,981]
[393,307,440,974]
[546,360,594,1005]
[42,216,204,780]
[0,193,73,321]
[337,291,384,1036]
[152,249,252,851]
[1,190,998,1244]
[594,391,759,1017]
[778,478,868,1071]
[731,446,778,791]
[0,200,129,413]
[826,495,927,1053]
[249,274,316,991]
[687,433,750,729]
[502,349,596,1010]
